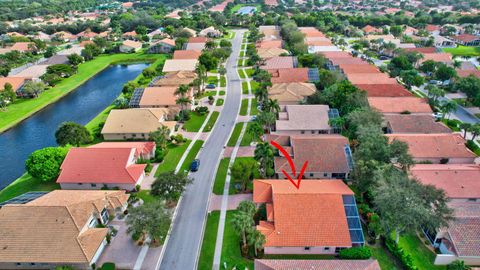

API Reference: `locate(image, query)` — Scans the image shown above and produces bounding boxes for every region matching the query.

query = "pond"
[0,63,148,189]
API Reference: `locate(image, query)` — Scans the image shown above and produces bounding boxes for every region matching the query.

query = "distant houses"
[119,40,142,53]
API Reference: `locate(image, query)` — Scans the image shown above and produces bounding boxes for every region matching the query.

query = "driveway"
[159,29,246,270]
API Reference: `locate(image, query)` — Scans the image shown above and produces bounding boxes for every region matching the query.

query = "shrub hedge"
[339,246,371,259]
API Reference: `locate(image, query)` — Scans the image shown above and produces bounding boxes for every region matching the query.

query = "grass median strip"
[198,211,221,270]
[239,99,249,116]
[213,158,230,195]
[204,111,220,132]
[250,99,258,115]
[216,98,224,106]
[227,123,243,147]
[156,141,192,175]
[179,140,204,173]
[242,81,249,94]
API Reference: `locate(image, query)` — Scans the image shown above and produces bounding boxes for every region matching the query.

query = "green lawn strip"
[179,140,204,173]
[250,98,258,115]
[239,51,245,57]
[198,211,221,270]
[204,111,220,132]
[245,68,254,78]
[155,141,192,175]
[136,190,159,204]
[213,158,230,195]
[207,76,219,85]
[398,234,445,270]
[237,59,243,67]
[198,90,217,99]
[250,80,259,94]
[240,122,257,147]
[0,53,165,133]
[220,76,226,87]
[242,81,249,94]
[216,98,224,106]
[221,210,255,270]
[0,173,59,203]
[443,45,480,57]
[238,69,246,79]
[241,44,246,50]
[85,104,115,142]
[219,90,226,96]
[183,112,208,132]
[369,244,402,270]
[239,99,249,116]
[227,123,244,147]
[229,157,259,194]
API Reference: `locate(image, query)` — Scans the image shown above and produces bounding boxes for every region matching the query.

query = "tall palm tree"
[190,78,202,96]
[247,121,264,142]
[254,142,274,178]
[255,87,269,105]
[440,100,457,120]
[257,111,276,133]
[231,212,253,249]
[195,64,207,92]
[264,99,280,116]
[237,200,256,219]
[247,229,266,257]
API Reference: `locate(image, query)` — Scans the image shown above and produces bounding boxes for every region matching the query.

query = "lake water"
[0,63,148,189]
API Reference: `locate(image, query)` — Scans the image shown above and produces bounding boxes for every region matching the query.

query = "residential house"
[148,38,176,54]
[14,65,48,80]
[254,180,364,254]
[268,82,316,106]
[162,59,198,73]
[10,42,35,52]
[410,164,480,202]
[257,48,289,59]
[256,40,283,49]
[425,24,441,35]
[39,54,69,65]
[346,73,398,85]
[122,31,137,40]
[338,64,380,74]
[181,27,197,37]
[267,134,353,179]
[433,35,455,48]
[255,259,381,270]
[269,68,313,84]
[362,25,382,34]
[418,53,453,66]
[260,56,296,70]
[101,108,177,140]
[274,105,337,135]
[185,42,206,51]
[368,97,433,114]
[383,114,451,134]
[173,50,201,60]
[450,34,480,46]
[199,26,222,38]
[57,147,146,190]
[152,70,197,87]
[119,40,142,53]
[89,141,156,160]
[0,190,128,269]
[0,77,27,94]
[457,69,480,78]
[355,84,413,97]
[76,29,98,40]
[260,26,282,40]
[386,133,476,164]
[403,47,438,54]
[137,86,192,110]
[188,37,208,44]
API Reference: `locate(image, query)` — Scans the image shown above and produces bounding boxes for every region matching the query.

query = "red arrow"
[270,141,308,189]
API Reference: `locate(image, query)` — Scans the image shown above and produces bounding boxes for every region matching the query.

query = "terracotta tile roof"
[173,50,201,59]
[410,164,480,199]
[403,47,437,54]
[159,38,175,47]
[386,133,476,160]
[101,108,177,135]
[419,53,453,64]
[0,190,127,264]
[255,259,381,270]
[270,135,352,174]
[368,97,432,113]
[384,114,451,134]
[185,42,206,51]
[257,48,289,59]
[275,105,330,131]
[122,30,137,37]
[447,202,480,257]
[330,57,367,66]
[457,69,480,78]
[260,56,295,70]
[80,40,94,47]
[451,34,480,43]
[253,180,354,247]
[269,68,309,83]
[256,40,283,49]
[162,59,198,72]
[268,82,316,103]
[340,64,379,74]
[11,42,35,52]
[320,51,352,59]
[264,0,278,6]
[153,70,197,86]
[139,86,180,107]
[299,27,325,38]
[347,73,398,85]
[89,142,156,158]
[122,40,142,49]
[355,84,413,97]
[57,148,146,185]
[188,37,208,43]
[0,77,26,92]
[362,25,381,33]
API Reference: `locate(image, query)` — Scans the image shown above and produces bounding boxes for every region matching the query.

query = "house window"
[468,198,477,202]
[309,173,314,177]
[324,247,330,251]
[323,173,328,177]
[301,131,305,134]
[78,183,83,185]
[311,131,315,134]
[91,183,97,187]
[304,247,310,251]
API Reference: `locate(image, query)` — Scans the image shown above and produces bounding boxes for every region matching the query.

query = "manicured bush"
[25,147,69,181]
[385,237,418,270]
[99,262,115,270]
[339,246,372,259]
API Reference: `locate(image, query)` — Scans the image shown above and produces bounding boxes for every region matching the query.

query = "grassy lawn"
[85,104,115,142]
[155,141,192,175]
[136,190,158,204]
[239,99,249,116]
[219,90,225,96]
[237,59,243,67]
[204,111,220,132]
[229,157,259,194]
[216,98,224,106]
[369,244,402,270]
[227,122,244,147]
[221,210,255,270]
[207,76,219,85]
[250,80,259,94]
[220,76,226,87]
[250,99,258,115]
[239,69,246,79]
[0,173,59,203]
[198,211,221,270]
[398,234,445,270]
[240,122,257,147]
[223,30,235,39]
[244,68,254,78]
[0,53,165,133]
[239,51,245,58]
[242,81,249,94]
[443,45,480,57]
[179,140,204,173]
[197,90,217,99]
[213,158,230,195]
[183,112,208,132]
[241,44,246,50]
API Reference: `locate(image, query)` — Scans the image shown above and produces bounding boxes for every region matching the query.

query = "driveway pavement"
[159,29,246,270]
[208,194,253,212]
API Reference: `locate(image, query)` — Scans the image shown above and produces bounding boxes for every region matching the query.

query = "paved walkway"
[179,131,209,141]
[223,146,255,158]
[140,163,159,190]
[208,194,253,211]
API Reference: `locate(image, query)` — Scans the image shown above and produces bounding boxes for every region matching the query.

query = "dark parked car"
[206,83,216,89]
[190,159,200,172]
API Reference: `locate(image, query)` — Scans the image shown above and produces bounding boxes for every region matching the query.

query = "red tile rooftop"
[368,97,432,113]
[355,84,413,97]
[260,56,295,70]
[255,259,381,270]
[269,68,309,84]
[339,64,379,74]
[173,50,202,60]
[320,51,353,59]
[330,57,366,66]
[403,47,437,54]
[256,40,283,49]
[384,114,451,134]
[347,73,398,85]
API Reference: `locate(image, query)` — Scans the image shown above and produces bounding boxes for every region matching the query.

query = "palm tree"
[264,99,280,116]
[459,122,472,139]
[190,78,202,96]
[247,229,266,257]
[247,121,264,142]
[440,100,457,120]
[195,64,207,92]
[254,142,274,178]
[470,124,480,141]
[426,85,445,106]
[237,200,256,219]
[257,111,276,133]
[255,87,269,105]
[231,211,253,250]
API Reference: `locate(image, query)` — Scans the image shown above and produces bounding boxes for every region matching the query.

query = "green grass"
[369,244,402,270]
[242,81,249,94]
[207,76,219,85]
[198,211,221,270]
[221,210,255,270]
[241,44,246,50]
[183,112,208,132]
[136,190,158,204]
[250,80,259,94]
[223,30,235,39]
[227,123,244,147]
[443,45,480,57]
[239,99,249,116]
[179,140,204,173]
[219,90,225,96]
[250,99,258,115]
[85,104,115,142]
[0,53,166,133]
[237,59,243,67]
[0,173,59,203]
[204,111,220,132]
[240,122,257,147]
[229,157,259,194]
[213,158,230,195]
[398,234,445,270]
[239,51,245,58]
[220,76,226,87]
[244,68,254,78]
[239,69,246,79]
[216,98,224,106]
[198,91,217,99]
[155,141,192,175]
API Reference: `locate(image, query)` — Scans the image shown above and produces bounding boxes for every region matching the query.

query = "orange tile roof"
[256,40,283,49]
[173,50,201,59]
[368,97,432,113]
[419,53,452,64]
[159,38,176,47]
[347,73,398,85]
[340,64,379,74]
[0,77,26,92]
[362,25,381,33]
[188,37,208,43]
[11,42,35,52]
[255,259,381,270]
[386,133,476,160]
[320,51,353,59]
[89,141,156,158]
[139,86,182,107]
[261,56,295,70]
[330,57,366,66]
[451,34,480,43]
[253,180,354,247]
[384,114,451,134]
[355,84,413,97]
[457,70,480,78]
[403,47,437,54]
[410,164,480,199]
[299,27,325,38]
[269,68,309,83]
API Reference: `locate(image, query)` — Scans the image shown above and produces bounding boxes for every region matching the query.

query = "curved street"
[159,29,246,270]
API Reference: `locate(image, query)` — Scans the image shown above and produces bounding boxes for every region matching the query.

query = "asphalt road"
[159,29,246,270]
